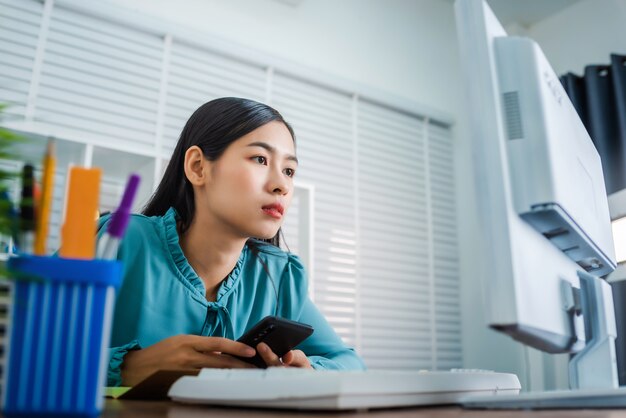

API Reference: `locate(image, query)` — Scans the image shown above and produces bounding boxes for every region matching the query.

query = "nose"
[267,166,290,196]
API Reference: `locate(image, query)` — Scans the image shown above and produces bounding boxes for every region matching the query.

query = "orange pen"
[59,167,101,259]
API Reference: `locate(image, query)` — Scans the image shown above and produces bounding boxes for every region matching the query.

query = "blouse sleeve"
[279,254,366,371]
[107,340,142,387]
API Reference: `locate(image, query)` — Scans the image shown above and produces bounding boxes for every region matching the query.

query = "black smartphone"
[234,316,314,368]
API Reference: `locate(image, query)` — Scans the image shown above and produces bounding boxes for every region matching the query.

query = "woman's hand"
[121,335,256,386]
[256,342,313,369]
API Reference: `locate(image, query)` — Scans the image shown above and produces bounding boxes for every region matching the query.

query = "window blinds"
[428,122,462,369]
[163,40,267,156]
[357,100,432,369]
[35,4,163,154]
[272,71,358,344]
[0,0,461,371]
[0,0,42,119]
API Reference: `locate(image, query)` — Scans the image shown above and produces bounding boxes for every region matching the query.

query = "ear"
[183,146,210,186]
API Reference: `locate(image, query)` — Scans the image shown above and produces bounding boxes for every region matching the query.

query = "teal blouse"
[98,208,365,386]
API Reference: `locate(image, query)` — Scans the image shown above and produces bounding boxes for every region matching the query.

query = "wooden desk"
[102,400,626,418]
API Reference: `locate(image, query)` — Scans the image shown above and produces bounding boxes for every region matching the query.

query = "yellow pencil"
[34,139,55,255]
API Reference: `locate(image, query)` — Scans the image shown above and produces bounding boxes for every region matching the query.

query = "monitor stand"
[463,271,626,409]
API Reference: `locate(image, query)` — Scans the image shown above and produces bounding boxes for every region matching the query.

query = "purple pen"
[96,174,141,259]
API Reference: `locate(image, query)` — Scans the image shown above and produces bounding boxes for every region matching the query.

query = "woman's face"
[199,121,297,239]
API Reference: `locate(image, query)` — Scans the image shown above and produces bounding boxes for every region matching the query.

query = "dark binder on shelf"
[584,64,623,194]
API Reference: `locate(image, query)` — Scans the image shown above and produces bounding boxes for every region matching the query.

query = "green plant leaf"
[0,103,26,243]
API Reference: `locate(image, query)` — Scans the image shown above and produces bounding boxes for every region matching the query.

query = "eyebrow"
[247,141,299,164]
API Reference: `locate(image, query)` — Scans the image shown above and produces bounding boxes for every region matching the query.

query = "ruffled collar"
[160,207,246,304]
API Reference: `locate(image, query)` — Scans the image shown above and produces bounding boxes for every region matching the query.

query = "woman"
[100,97,365,387]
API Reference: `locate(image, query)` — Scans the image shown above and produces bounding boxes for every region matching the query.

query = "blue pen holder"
[2,255,122,418]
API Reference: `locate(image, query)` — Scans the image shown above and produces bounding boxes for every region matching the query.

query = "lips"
[262,203,284,219]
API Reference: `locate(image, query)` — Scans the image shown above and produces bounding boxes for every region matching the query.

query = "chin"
[255,231,279,240]
[252,227,281,240]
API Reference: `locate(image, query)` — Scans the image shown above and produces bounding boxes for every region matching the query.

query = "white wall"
[530,0,626,75]
[102,0,462,116]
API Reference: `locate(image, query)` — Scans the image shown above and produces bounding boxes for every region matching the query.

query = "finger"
[282,350,296,365]
[186,336,256,357]
[257,342,282,367]
[282,350,311,368]
[186,351,257,369]
[220,354,260,369]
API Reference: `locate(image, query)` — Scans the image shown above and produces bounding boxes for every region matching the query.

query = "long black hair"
[142,97,295,248]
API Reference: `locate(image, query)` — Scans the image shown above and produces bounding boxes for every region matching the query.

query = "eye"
[284,168,296,178]
[252,156,267,165]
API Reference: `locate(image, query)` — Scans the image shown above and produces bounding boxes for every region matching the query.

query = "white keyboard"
[168,368,521,410]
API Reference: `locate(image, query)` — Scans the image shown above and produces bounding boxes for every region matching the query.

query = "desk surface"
[102,399,626,418]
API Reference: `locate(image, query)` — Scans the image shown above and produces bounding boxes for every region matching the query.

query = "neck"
[179,212,247,301]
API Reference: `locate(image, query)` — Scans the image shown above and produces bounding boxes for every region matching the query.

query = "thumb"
[282,350,295,365]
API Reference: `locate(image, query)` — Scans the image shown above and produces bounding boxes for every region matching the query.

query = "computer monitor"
[455,0,626,408]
